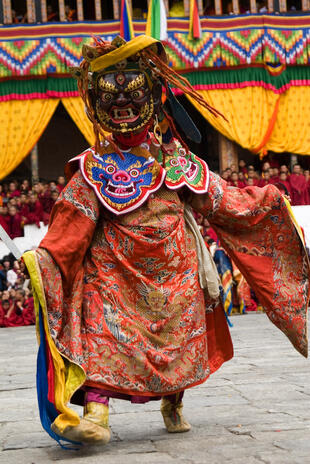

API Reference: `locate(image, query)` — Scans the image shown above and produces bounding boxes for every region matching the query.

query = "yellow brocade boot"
[51,402,111,445]
[160,396,191,433]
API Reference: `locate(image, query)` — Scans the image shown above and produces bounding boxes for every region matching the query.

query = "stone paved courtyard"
[1,313,310,464]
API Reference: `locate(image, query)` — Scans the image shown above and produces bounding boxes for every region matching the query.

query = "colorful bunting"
[146,0,167,41]
[120,0,134,41]
[189,0,201,40]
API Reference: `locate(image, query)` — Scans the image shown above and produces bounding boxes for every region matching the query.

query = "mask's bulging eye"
[130,168,139,178]
[131,89,145,100]
[170,158,179,167]
[101,92,113,102]
[106,164,116,174]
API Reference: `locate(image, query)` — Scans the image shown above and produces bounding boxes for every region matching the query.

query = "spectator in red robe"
[238,172,246,187]
[289,164,309,205]
[7,181,20,199]
[270,167,280,184]
[246,166,259,186]
[0,300,11,327]
[7,206,23,239]
[238,159,248,175]
[16,290,35,326]
[23,193,44,227]
[57,175,66,193]
[278,172,292,197]
[3,297,24,327]
[0,206,9,234]
[258,170,271,187]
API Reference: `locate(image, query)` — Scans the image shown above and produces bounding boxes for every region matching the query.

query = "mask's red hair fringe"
[77,56,124,159]
[142,49,228,122]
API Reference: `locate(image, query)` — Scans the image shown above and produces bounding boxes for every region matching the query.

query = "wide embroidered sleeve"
[39,170,100,293]
[190,171,310,357]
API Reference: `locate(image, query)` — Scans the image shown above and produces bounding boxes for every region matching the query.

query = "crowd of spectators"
[0,254,34,327]
[0,176,65,240]
[220,160,310,206]
[0,175,66,328]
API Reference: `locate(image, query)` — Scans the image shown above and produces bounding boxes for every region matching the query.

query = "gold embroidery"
[124,73,145,92]
[98,77,118,93]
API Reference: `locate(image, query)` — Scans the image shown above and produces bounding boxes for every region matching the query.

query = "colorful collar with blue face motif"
[75,138,209,215]
[80,142,165,215]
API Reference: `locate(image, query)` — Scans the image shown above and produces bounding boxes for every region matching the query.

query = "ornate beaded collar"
[71,138,209,215]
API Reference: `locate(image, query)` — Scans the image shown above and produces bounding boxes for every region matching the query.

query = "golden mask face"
[94,70,159,134]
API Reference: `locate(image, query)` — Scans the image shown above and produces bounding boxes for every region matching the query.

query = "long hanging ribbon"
[189,0,202,40]
[120,0,135,41]
[146,0,168,41]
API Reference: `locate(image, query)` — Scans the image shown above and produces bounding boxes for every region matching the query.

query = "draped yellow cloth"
[187,88,279,153]
[188,86,310,157]
[0,99,59,181]
[61,97,96,146]
[265,86,310,155]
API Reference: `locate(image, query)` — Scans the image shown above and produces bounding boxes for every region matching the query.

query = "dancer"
[23,35,309,447]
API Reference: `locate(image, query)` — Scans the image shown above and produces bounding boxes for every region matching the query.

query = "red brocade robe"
[32,162,309,401]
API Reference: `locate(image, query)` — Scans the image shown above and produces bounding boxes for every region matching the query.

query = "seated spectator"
[7,206,23,239]
[21,179,30,193]
[280,164,289,175]
[15,289,35,326]
[258,170,271,187]
[278,172,291,196]
[6,261,18,289]
[7,181,20,199]
[228,171,244,188]
[47,4,59,21]
[246,166,258,186]
[3,297,24,327]
[0,300,12,327]
[239,159,247,174]
[270,167,280,184]
[238,172,246,186]
[169,0,186,16]
[23,193,44,227]
[65,4,77,21]
[0,206,9,234]
[289,164,309,205]
[57,175,66,193]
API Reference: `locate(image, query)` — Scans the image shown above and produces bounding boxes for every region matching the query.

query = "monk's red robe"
[289,174,309,205]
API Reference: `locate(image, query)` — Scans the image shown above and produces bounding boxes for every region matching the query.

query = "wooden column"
[232,0,240,13]
[218,134,238,173]
[267,0,274,12]
[113,0,120,19]
[31,145,39,184]
[184,0,190,15]
[94,0,102,20]
[58,0,65,21]
[302,0,309,10]
[197,0,204,14]
[2,0,12,23]
[27,0,36,22]
[250,0,257,13]
[40,0,47,21]
[279,0,287,11]
[214,0,222,15]
[76,0,84,20]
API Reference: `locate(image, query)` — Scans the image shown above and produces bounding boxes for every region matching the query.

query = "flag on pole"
[120,0,135,41]
[146,0,167,41]
[188,0,201,40]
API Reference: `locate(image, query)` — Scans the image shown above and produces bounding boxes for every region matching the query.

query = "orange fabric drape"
[188,88,279,153]
[0,99,59,180]
[188,86,310,157]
